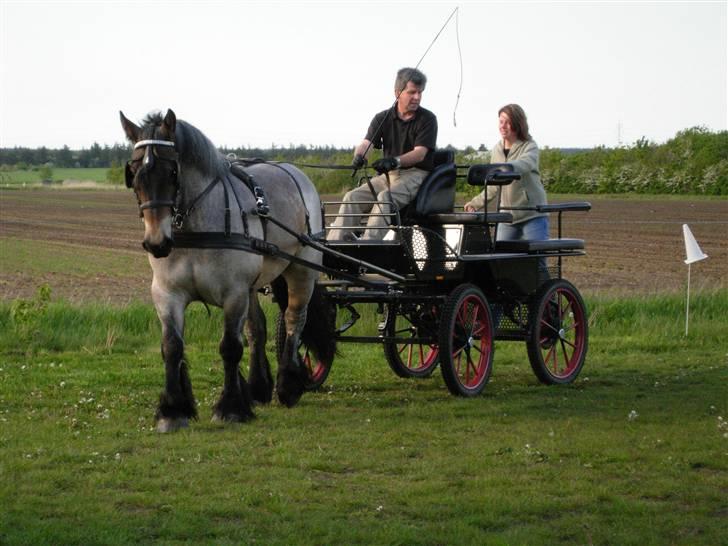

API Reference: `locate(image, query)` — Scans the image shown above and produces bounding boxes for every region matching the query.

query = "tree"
[39,164,53,182]
[106,160,124,185]
[56,145,73,167]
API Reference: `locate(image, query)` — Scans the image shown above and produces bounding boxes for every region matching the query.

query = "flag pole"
[685,262,691,336]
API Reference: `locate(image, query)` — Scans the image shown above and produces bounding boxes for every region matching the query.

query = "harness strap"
[221,176,231,237]
[171,232,386,289]
[225,172,251,239]
[173,176,221,229]
[248,161,311,235]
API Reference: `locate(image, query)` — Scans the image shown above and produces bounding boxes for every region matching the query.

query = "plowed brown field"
[1,188,725,303]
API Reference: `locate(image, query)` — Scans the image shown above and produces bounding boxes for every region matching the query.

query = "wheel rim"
[396,341,439,372]
[300,345,326,384]
[537,287,586,379]
[450,294,492,388]
[393,316,439,373]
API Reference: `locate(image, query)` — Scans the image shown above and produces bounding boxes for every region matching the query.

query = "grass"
[0,290,726,545]
[0,238,146,278]
[0,168,112,186]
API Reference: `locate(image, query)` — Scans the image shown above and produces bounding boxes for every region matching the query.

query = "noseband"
[126,139,180,215]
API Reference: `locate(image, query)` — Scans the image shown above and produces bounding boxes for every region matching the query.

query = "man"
[328,67,438,240]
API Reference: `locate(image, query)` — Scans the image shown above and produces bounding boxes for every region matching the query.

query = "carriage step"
[495,238,584,253]
[317,274,397,288]
[325,239,402,246]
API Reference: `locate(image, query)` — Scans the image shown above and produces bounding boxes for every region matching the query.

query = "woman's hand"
[464,203,476,212]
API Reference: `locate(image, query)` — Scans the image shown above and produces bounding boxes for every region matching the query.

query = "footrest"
[496,238,584,253]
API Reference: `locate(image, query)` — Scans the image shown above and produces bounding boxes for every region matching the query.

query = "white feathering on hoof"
[156,417,189,433]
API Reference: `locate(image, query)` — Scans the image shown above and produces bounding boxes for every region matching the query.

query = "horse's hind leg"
[155,297,197,433]
[276,268,314,408]
[212,295,255,423]
[246,291,273,404]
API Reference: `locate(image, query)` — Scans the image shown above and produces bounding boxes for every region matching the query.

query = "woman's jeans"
[496,215,550,242]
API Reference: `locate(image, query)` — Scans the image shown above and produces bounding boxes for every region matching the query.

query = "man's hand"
[351,154,366,169]
[371,156,400,174]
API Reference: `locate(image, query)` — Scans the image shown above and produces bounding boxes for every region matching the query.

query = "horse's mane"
[141,112,226,179]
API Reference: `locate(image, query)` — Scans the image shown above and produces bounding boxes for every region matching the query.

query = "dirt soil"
[1,189,725,304]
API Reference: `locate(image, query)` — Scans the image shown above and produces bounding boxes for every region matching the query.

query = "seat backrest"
[411,149,457,217]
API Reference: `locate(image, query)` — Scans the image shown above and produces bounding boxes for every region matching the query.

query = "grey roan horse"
[120,109,334,432]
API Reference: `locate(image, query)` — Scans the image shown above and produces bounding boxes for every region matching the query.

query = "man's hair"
[395,67,427,93]
[499,104,531,141]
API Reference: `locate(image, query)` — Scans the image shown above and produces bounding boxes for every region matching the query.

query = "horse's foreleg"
[246,292,273,404]
[276,281,312,408]
[155,300,197,433]
[212,296,255,423]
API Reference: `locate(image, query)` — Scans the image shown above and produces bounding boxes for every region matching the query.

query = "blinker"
[125,162,134,188]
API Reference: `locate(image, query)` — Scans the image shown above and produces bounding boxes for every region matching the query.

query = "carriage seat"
[400,150,457,222]
[495,238,585,253]
[425,211,513,225]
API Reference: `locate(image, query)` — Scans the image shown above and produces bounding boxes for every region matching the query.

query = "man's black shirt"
[365,107,438,171]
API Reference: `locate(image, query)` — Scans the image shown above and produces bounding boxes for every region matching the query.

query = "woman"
[464,104,549,241]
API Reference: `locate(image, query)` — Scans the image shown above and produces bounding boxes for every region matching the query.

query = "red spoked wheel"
[382,304,439,378]
[526,279,588,384]
[275,311,332,391]
[438,284,494,396]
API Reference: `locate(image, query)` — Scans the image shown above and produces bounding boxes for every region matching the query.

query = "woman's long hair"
[499,104,531,141]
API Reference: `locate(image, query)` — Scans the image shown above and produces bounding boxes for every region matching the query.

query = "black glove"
[351,154,366,169]
[371,156,400,174]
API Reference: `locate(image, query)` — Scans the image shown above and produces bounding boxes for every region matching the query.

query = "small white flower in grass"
[376,505,384,512]
[628,410,639,421]
[59,381,66,388]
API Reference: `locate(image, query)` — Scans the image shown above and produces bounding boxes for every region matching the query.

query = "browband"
[134,139,176,149]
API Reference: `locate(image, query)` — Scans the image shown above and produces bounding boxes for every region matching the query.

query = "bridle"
[126,139,180,216]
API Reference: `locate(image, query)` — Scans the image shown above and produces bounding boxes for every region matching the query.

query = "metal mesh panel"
[400,226,461,275]
[493,302,529,333]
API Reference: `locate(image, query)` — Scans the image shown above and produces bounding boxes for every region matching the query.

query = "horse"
[120,109,334,432]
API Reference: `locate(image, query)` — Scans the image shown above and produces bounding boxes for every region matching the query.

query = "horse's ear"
[120,111,141,143]
[161,109,177,139]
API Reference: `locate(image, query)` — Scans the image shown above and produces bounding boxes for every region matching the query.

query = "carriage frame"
[274,152,592,397]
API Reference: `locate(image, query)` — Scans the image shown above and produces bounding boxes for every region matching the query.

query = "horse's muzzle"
[143,237,173,258]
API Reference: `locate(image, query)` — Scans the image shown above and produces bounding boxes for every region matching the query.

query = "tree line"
[1,127,726,195]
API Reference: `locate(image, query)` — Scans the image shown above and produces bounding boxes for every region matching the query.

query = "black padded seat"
[496,238,585,253]
[426,212,513,225]
[400,150,457,222]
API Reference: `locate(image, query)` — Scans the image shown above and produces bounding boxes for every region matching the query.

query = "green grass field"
[1,288,726,545]
[0,168,112,185]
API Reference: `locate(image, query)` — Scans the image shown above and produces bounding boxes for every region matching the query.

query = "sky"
[1,0,726,150]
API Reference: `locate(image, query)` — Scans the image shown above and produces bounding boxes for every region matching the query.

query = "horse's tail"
[270,276,337,366]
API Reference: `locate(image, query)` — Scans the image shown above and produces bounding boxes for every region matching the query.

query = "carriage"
[121,110,591,431]
[276,150,592,397]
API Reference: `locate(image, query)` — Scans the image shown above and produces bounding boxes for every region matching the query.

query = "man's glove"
[371,156,400,174]
[351,154,366,170]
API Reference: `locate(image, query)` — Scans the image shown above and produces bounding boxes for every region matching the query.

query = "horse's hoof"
[250,386,273,405]
[277,387,304,408]
[211,411,254,424]
[156,417,189,433]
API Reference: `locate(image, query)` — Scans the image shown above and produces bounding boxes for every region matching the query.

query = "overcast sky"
[1,0,726,150]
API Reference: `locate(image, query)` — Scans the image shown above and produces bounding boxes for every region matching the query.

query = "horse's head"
[120,109,180,258]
